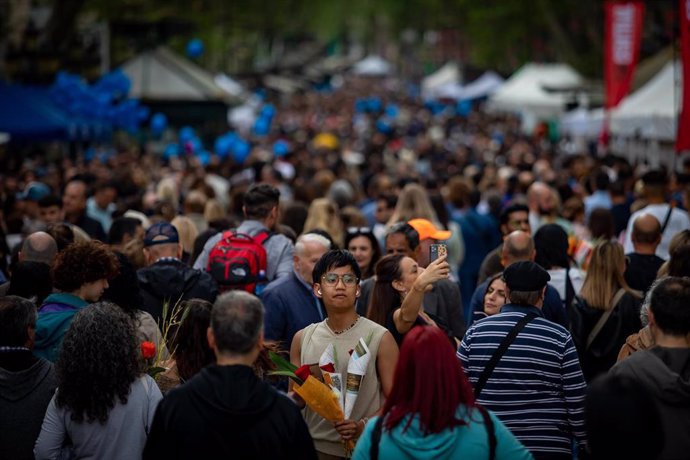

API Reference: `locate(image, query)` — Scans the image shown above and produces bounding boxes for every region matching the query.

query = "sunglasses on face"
[347,227,372,235]
[321,273,359,286]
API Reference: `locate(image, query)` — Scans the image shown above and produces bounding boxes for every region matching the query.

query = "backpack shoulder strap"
[253,229,273,245]
[369,416,385,460]
[564,266,576,310]
[586,288,626,350]
[474,312,537,398]
[220,229,237,241]
[476,405,496,460]
[660,203,675,235]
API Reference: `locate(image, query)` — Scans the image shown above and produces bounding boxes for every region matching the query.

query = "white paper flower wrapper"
[344,338,371,419]
[319,343,344,408]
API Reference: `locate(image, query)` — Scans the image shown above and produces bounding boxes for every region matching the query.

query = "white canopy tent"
[351,55,393,77]
[214,74,247,100]
[425,70,504,101]
[488,63,583,119]
[421,62,460,98]
[610,61,681,141]
[120,47,235,102]
[560,107,605,138]
[460,71,505,101]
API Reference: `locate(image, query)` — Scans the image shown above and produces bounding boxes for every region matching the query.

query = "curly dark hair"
[55,302,140,424]
[172,299,215,381]
[52,241,119,292]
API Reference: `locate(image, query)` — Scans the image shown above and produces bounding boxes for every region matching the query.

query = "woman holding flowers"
[290,250,399,459]
[34,302,162,460]
[352,326,532,460]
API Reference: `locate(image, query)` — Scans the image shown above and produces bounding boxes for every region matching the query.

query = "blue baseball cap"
[143,222,179,247]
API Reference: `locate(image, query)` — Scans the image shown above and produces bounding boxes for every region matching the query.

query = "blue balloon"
[196,150,211,166]
[376,118,393,135]
[260,104,276,120]
[186,39,204,58]
[163,143,180,160]
[354,98,368,113]
[385,104,399,118]
[367,97,382,113]
[456,100,472,117]
[179,126,195,144]
[273,140,290,157]
[189,137,203,153]
[137,106,150,122]
[150,113,168,135]
[253,117,270,136]
[214,136,232,158]
[232,140,251,164]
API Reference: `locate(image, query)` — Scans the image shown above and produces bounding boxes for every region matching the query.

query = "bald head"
[143,242,182,265]
[502,230,535,267]
[632,213,662,251]
[20,232,58,264]
[527,181,557,216]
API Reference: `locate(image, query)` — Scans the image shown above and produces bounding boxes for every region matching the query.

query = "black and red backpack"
[206,230,272,294]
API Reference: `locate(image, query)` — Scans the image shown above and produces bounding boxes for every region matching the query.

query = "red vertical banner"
[604,1,645,109]
[677,0,690,152]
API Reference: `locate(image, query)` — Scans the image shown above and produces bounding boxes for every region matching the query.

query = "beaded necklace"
[328,315,360,335]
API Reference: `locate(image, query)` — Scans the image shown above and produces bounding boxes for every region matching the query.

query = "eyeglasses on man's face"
[321,273,359,286]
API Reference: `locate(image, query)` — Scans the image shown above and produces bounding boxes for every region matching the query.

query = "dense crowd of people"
[1,79,690,459]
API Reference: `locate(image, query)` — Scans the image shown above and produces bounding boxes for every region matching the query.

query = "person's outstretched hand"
[413,255,450,293]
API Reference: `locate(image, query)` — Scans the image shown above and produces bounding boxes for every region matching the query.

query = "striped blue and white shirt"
[458,304,587,459]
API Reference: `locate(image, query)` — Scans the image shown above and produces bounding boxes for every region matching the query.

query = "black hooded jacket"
[0,352,57,460]
[137,259,218,324]
[143,365,316,460]
[611,347,690,460]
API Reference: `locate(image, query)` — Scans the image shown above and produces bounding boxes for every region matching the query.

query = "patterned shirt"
[458,304,587,459]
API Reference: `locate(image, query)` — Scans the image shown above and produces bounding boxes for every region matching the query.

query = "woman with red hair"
[352,326,531,460]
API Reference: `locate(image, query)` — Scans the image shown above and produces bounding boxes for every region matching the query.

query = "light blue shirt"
[584,190,612,221]
[86,197,116,233]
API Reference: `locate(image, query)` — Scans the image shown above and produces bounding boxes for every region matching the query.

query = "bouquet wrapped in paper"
[343,337,371,419]
[269,335,372,456]
[268,351,344,423]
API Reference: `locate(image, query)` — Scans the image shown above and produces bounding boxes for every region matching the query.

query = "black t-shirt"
[624,253,665,293]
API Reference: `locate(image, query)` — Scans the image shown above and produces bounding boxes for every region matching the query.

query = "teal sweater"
[34,294,89,363]
[353,406,533,460]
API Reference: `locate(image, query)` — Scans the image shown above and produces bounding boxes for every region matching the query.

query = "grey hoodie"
[611,347,690,460]
[0,356,57,460]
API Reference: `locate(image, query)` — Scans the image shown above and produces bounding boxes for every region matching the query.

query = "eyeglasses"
[347,227,372,235]
[321,273,359,286]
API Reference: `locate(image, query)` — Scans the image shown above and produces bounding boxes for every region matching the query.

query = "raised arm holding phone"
[368,249,451,346]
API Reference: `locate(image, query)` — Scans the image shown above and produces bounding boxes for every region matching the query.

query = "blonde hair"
[657,229,690,277]
[303,198,343,247]
[579,241,637,310]
[204,198,226,222]
[156,177,179,206]
[171,215,199,255]
[387,183,440,226]
[122,238,146,269]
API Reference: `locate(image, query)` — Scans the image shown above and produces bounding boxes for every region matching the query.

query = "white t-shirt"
[623,204,690,260]
[547,267,585,303]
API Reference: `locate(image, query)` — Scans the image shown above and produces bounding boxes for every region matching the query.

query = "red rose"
[319,363,336,373]
[141,341,156,359]
[295,364,311,382]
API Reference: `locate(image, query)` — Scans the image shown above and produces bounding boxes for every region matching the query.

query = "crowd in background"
[1,78,690,460]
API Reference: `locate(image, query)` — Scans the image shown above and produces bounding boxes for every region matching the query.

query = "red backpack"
[206,230,272,294]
